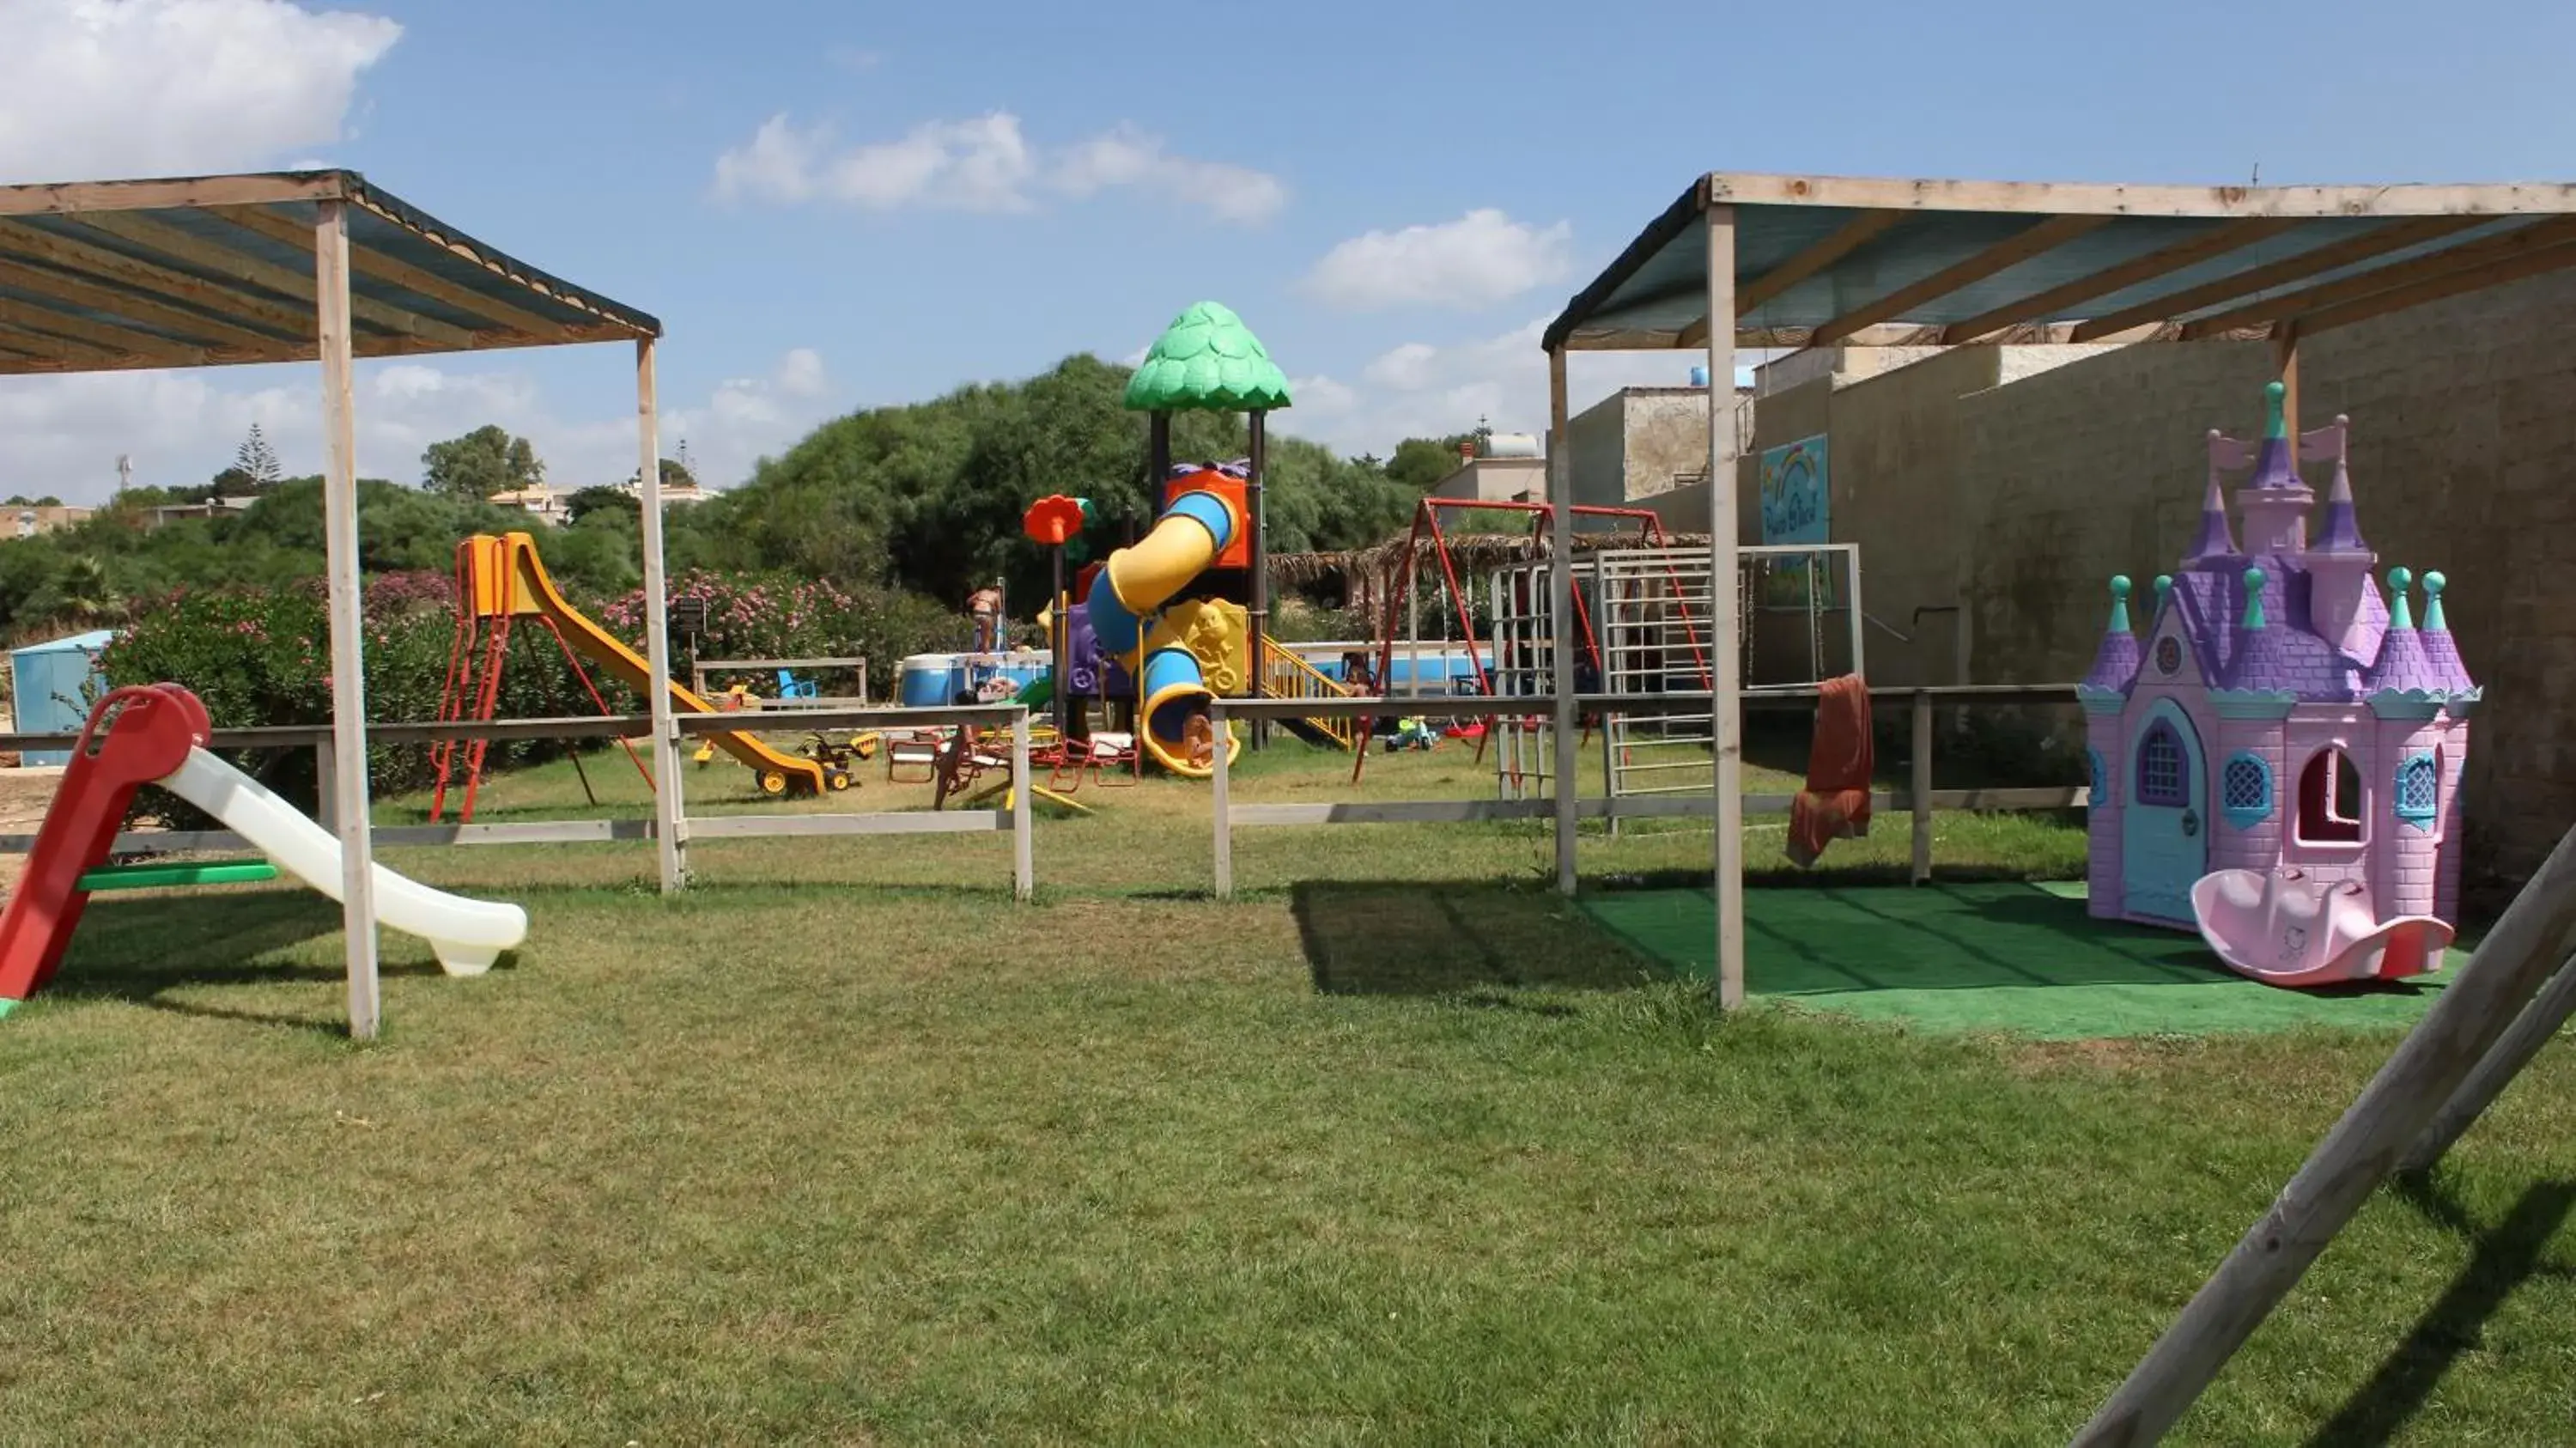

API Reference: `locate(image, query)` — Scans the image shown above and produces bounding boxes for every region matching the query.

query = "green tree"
[1383,435,1473,491]
[564,485,641,525]
[234,423,283,486]
[422,424,544,502]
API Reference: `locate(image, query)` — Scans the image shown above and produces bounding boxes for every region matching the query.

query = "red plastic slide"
[0,684,210,1008]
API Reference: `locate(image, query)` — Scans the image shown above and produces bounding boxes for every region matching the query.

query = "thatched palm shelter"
[0,170,668,1039]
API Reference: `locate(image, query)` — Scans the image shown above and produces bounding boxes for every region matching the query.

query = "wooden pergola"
[0,169,678,1040]
[1541,170,2576,1445]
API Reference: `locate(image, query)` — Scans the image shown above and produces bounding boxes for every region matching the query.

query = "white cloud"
[774,347,828,399]
[1273,317,1720,459]
[714,111,1285,224]
[1302,210,1575,313]
[0,0,401,182]
[0,348,839,505]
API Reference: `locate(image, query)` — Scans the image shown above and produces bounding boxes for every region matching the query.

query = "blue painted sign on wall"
[1759,436,1829,545]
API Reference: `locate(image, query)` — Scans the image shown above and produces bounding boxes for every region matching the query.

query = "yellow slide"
[481,532,827,795]
[1084,487,1245,777]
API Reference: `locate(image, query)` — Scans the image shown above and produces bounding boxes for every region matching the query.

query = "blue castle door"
[2122,701,2207,923]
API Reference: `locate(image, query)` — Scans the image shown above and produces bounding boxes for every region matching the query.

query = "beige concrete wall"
[1619,388,1716,499]
[1769,271,2576,893]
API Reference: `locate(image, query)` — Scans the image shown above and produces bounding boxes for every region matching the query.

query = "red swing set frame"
[1350,497,1715,786]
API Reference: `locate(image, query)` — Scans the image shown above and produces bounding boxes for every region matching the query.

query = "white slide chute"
[162,749,528,975]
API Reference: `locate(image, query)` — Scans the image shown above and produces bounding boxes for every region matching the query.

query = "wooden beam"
[65,210,477,349]
[0,171,348,219]
[340,188,656,336]
[1731,210,1905,330]
[0,294,209,365]
[636,335,687,897]
[0,219,313,338]
[0,255,285,350]
[0,315,641,375]
[1704,202,1746,1013]
[2074,821,2576,1446]
[1701,171,2576,220]
[1808,214,2108,347]
[2069,216,2486,342]
[2273,322,2300,442]
[1941,216,2298,343]
[0,317,119,364]
[1548,344,1577,897]
[2181,216,2576,339]
[2291,236,2576,336]
[208,204,567,337]
[313,197,380,1043]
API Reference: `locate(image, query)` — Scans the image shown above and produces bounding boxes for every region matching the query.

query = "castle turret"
[2235,381,2313,556]
[2186,441,2238,562]
[2304,423,2377,657]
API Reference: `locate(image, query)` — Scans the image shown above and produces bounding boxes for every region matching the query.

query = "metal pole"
[636,338,686,892]
[1704,203,1746,1010]
[1210,700,1233,899]
[1547,348,1577,896]
[1248,409,1269,751]
[1911,691,1934,884]
[1050,544,1068,742]
[1010,710,1032,901]
[313,198,380,1040]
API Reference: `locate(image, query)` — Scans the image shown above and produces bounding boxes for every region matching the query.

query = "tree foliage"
[422,424,544,502]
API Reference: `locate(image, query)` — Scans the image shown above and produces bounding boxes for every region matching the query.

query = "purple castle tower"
[2076,382,2478,934]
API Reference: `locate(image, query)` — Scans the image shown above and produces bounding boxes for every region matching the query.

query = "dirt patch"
[2007,1035,2204,1077]
[0,769,63,891]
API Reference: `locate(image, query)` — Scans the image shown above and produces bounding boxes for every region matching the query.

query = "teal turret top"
[2241,566,2268,630]
[2387,567,2415,630]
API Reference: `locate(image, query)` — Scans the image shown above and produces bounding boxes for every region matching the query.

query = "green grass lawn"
[0,736,2568,1445]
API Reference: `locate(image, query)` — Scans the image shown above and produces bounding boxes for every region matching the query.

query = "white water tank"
[1479,432,1540,458]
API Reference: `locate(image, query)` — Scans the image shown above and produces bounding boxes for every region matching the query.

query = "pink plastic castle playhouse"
[2076,382,2479,989]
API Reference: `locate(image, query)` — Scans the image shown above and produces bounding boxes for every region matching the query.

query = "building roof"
[0,170,659,374]
[1544,171,2576,352]
[9,628,116,656]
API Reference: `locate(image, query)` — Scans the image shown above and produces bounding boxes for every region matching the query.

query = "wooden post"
[2273,321,2301,445]
[1705,203,1746,1010]
[1547,346,1577,896]
[1210,700,1233,899]
[313,198,380,1041]
[1248,409,1269,751]
[2401,946,2576,1172]
[1010,709,1032,901]
[2074,820,2576,1447]
[635,338,686,893]
[1911,690,1934,884]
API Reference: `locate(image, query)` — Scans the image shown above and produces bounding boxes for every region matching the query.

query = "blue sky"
[2,0,2572,501]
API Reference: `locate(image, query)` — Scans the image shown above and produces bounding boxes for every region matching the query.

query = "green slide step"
[76,861,279,892]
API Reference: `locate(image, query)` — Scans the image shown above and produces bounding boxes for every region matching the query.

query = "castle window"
[2136,723,2186,807]
[2395,752,2439,831]
[2221,752,2273,830]
[2296,747,2366,844]
[2087,747,2109,807]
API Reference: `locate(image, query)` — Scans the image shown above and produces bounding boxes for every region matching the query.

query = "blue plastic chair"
[776,668,817,700]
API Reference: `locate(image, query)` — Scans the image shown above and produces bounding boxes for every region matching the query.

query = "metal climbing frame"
[1490,543,1864,810]
[1592,544,1862,806]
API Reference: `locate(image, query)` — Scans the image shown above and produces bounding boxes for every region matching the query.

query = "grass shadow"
[42,890,459,1037]
[2303,1176,2576,1446]
[1291,879,1658,999]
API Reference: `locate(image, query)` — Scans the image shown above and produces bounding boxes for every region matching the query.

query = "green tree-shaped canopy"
[1122,301,1293,413]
